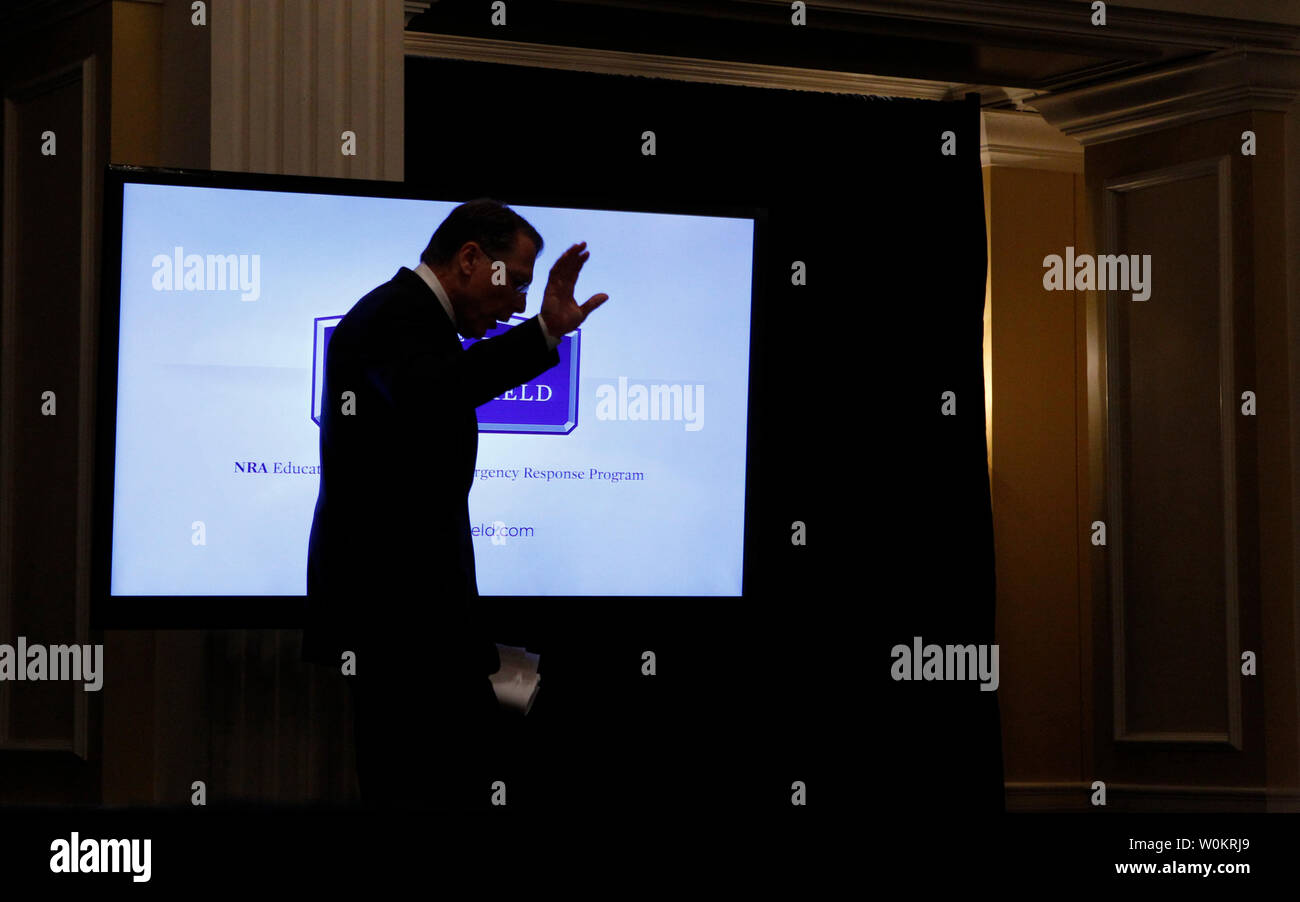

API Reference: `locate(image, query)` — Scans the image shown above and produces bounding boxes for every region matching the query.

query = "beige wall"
[984,166,1090,800]
[110,0,163,166]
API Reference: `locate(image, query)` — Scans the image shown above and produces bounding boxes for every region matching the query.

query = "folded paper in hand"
[489,644,541,716]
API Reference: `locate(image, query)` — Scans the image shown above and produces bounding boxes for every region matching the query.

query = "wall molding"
[980,109,1083,171]
[0,53,98,757]
[562,1,1300,53]
[404,1,434,27]
[729,0,1300,51]
[404,30,959,99]
[405,33,1093,174]
[1033,48,1300,145]
[1102,156,1241,750]
[1006,781,1299,812]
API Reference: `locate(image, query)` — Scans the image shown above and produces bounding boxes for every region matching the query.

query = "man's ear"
[462,244,485,280]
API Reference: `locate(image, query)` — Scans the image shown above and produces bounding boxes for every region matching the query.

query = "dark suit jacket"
[303,266,560,674]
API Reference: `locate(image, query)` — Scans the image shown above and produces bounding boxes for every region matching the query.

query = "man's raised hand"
[540,241,609,336]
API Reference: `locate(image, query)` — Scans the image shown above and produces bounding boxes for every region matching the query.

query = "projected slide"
[110,182,753,597]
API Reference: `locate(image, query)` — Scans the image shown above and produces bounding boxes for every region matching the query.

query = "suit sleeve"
[392,314,561,412]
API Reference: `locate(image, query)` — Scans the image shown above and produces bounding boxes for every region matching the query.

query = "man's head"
[421,199,543,339]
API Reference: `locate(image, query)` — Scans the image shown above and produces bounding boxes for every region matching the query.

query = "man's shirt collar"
[413,261,458,332]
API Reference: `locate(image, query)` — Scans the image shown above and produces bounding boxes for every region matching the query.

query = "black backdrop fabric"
[404,57,1002,815]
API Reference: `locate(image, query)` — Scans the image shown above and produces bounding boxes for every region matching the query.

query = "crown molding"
[405,31,1089,170]
[980,109,1082,172]
[1032,48,1300,145]
[713,0,1300,51]
[404,31,960,98]
[404,1,435,28]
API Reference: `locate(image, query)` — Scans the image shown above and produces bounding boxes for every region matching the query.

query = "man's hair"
[420,198,543,268]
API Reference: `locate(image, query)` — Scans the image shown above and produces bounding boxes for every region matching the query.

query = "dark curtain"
[406,57,1001,815]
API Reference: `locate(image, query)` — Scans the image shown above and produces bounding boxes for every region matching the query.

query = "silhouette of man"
[303,199,609,810]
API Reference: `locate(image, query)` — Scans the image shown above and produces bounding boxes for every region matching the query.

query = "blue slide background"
[111,183,753,596]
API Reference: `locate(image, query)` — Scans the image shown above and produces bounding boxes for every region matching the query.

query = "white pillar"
[210,0,405,179]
